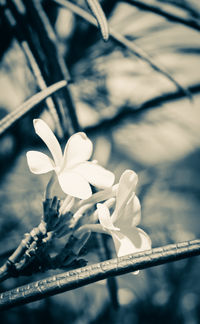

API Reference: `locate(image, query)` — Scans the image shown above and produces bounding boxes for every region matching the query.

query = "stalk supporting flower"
[26,119,115,199]
[95,170,151,257]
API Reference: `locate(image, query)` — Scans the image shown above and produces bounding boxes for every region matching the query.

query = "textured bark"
[0,239,200,310]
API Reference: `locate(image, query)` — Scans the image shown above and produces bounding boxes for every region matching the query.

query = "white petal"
[112,170,138,223]
[111,227,151,257]
[58,171,92,199]
[131,196,141,226]
[77,224,110,235]
[26,151,54,174]
[72,162,115,188]
[62,132,93,169]
[97,203,119,231]
[78,184,118,207]
[117,195,141,228]
[33,119,62,166]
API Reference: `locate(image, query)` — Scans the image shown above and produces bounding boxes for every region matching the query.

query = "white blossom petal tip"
[63,132,93,168]
[26,151,54,174]
[33,118,48,134]
[33,118,40,127]
[112,169,138,223]
[32,118,62,165]
[78,132,88,140]
[120,169,138,187]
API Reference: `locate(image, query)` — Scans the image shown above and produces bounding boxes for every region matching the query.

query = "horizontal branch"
[0,239,200,310]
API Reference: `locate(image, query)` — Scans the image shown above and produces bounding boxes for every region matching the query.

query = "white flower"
[26,119,115,199]
[96,170,151,257]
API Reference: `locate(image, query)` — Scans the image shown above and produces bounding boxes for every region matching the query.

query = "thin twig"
[0,239,200,310]
[53,0,191,100]
[1,5,62,135]
[0,80,67,136]
[125,0,200,32]
[6,0,66,135]
[22,41,63,137]
[6,0,80,136]
[86,0,109,41]
[0,220,48,283]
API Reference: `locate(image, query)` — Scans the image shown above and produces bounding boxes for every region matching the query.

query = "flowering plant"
[26,119,114,199]
[0,119,151,283]
[77,170,151,258]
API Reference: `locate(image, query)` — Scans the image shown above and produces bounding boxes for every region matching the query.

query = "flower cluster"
[27,119,151,260]
[75,170,151,258]
[26,119,114,199]
[96,170,151,257]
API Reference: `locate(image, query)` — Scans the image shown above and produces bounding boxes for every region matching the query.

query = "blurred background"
[0,0,200,323]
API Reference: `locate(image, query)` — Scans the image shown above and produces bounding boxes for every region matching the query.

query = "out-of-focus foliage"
[0,0,200,323]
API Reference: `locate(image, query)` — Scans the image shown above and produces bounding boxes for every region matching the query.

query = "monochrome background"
[0,1,200,323]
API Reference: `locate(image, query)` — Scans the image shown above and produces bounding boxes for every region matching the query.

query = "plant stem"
[0,239,199,310]
[0,221,47,283]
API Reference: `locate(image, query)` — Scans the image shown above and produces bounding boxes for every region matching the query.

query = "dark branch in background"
[101,235,119,309]
[53,0,192,100]
[125,0,200,32]
[4,0,65,136]
[1,0,119,308]
[0,81,67,136]
[100,0,118,16]
[96,234,119,309]
[29,0,117,307]
[64,0,117,66]
[0,0,200,138]
[0,239,200,310]
[1,5,62,136]
[21,0,80,135]
[85,82,200,135]
[163,0,200,20]
[5,0,79,137]
[0,6,13,59]
[107,30,192,101]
